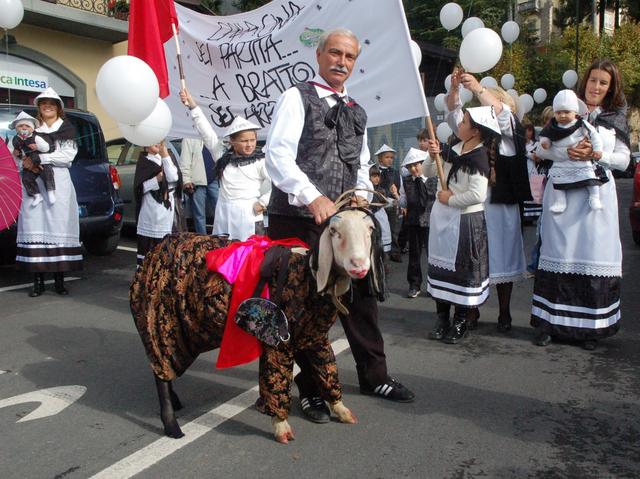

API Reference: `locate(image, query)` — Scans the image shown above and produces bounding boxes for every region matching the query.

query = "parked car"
[629,151,640,245]
[0,105,123,262]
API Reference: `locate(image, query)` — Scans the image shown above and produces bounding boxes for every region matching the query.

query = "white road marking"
[117,246,137,253]
[0,385,87,422]
[0,277,81,293]
[89,338,350,479]
[0,370,6,375]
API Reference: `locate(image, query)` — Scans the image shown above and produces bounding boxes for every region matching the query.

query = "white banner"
[164,0,428,139]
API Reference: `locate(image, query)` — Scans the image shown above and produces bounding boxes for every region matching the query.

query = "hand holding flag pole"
[420,72,447,191]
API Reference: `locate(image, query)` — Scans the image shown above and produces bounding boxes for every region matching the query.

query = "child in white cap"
[424,106,500,344]
[536,89,605,212]
[211,116,272,240]
[398,148,437,298]
[10,111,56,206]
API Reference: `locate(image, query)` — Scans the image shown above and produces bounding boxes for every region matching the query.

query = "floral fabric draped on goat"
[130,232,343,419]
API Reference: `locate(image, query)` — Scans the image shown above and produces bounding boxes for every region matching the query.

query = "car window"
[122,144,145,166]
[69,117,103,161]
[107,143,125,166]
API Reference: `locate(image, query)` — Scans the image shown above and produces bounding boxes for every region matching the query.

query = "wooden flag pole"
[171,22,188,105]
[421,72,447,191]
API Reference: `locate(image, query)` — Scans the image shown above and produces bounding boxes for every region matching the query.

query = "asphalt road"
[0,180,638,479]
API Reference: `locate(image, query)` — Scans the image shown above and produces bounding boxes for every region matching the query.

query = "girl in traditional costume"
[425,106,500,344]
[134,142,182,268]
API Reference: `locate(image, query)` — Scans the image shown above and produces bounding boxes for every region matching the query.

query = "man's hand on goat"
[308,195,337,224]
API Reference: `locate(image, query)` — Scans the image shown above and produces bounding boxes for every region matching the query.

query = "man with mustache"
[265,29,415,424]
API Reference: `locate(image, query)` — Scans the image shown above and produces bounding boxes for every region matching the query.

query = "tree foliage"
[233,0,270,11]
[403,0,511,50]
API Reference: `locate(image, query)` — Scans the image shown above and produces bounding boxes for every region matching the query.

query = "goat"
[130,209,382,443]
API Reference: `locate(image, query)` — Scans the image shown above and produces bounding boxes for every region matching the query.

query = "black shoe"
[443,313,468,344]
[29,274,44,297]
[361,378,414,403]
[407,288,420,298]
[428,314,450,340]
[497,314,512,333]
[389,253,402,263]
[582,340,597,351]
[534,330,551,347]
[54,273,68,295]
[300,396,330,424]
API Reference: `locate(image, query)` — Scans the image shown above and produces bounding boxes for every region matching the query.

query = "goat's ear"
[314,227,334,293]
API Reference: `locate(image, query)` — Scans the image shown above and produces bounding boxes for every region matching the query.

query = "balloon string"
[4,29,11,105]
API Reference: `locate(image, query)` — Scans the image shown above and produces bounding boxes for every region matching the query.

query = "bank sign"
[0,71,49,93]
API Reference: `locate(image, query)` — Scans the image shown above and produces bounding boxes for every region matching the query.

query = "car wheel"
[84,232,120,256]
[633,230,640,246]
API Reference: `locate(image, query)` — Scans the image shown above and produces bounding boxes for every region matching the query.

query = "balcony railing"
[47,0,129,21]
[518,0,540,14]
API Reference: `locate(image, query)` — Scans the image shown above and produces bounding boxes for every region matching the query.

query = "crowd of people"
[12,29,631,421]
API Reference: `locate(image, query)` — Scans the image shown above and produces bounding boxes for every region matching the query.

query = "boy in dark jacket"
[399,148,437,298]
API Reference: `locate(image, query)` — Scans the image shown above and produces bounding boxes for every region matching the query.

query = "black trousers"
[268,214,388,394]
[407,225,429,289]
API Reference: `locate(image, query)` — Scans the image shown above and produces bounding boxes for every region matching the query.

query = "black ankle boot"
[29,273,45,297]
[443,308,468,344]
[497,314,512,332]
[429,302,451,340]
[54,272,68,295]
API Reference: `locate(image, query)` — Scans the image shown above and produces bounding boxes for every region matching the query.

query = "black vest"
[490,116,532,204]
[379,166,401,197]
[404,176,437,227]
[268,82,367,218]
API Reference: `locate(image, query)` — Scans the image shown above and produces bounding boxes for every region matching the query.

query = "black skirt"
[427,211,489,307]
[530,269,620,340]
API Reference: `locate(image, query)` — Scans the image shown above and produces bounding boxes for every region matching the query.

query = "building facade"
[1,0,128,140]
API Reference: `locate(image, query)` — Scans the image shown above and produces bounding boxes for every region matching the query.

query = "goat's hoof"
[161,413,185,439]
[331,401,358,424]
[272,417,295,444]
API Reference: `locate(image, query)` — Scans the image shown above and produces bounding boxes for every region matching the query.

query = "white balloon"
[460,86,474,105]
[439,2,464,31]
[410,40,422,68]
[501,73,515,90]
[444,74,452,92]
[516,98,527,120]
[0,0,24,29]
[533,88,547,104]
[562,69,578,88]
[459,28,503,73]
[118,99,173,147]
[461,17,484,38]
[96,56,160,125]
[434,93,447,112]
[436,122,453,143]
[501,21,520,44]
[519,93,534,113]
[480,76,498,88]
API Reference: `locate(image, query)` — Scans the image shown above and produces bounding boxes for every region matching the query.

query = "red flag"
[128,0,179,98]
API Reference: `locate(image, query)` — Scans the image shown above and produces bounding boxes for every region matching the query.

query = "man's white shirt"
[265,74,373,207]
